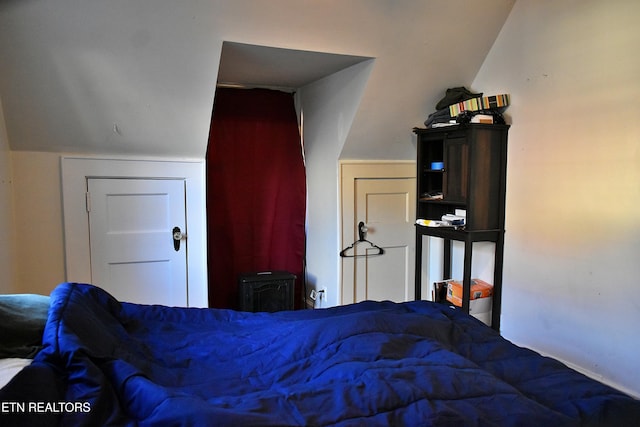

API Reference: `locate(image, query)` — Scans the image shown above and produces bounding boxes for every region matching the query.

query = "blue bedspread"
[5,283,640,426]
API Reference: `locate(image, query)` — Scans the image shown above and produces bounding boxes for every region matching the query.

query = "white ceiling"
[217,42,372,91]
[0,0,515,158]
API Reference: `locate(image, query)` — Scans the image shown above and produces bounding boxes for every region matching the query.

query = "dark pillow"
[435,87,483,111]
[0,294,50,358]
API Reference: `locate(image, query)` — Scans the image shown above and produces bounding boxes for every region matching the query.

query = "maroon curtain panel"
[206,88,306,309]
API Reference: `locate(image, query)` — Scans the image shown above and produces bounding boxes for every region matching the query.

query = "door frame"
[61,156,208,307]
[339,160,416,305]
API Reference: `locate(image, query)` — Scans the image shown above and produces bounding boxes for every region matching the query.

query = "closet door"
[87,178,188,306]
[352,177,416,303]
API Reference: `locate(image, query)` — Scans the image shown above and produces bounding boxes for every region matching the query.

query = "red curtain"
[206,88,306,309]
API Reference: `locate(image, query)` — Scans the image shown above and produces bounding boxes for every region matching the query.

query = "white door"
[87,178,188,306]
[353,177,416,302]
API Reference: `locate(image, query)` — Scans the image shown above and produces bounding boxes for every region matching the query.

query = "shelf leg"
[491,233,505,331]
[462,239,473,314]
[414,230,422,300]
[443,239,452,279]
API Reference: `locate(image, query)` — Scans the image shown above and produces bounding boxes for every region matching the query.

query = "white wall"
[300,60,374,307]
[0,98,16,293]
[473,0,640,397]
[11,151,67,296]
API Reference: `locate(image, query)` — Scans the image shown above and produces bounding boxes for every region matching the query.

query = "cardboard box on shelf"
[434,279,493,326]
[446,278,493,306]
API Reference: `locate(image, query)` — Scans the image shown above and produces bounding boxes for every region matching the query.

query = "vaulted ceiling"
[0,0,515,159]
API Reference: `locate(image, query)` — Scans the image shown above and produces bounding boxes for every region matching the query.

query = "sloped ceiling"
[0,0,515,159]
[217,42,372,90]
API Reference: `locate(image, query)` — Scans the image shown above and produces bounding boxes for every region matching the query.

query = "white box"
[469,296,492,326]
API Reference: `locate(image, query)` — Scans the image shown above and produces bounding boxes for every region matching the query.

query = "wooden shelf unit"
[414,124,509,331]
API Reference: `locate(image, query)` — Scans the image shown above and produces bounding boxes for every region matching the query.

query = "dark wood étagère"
[414,124,509,331]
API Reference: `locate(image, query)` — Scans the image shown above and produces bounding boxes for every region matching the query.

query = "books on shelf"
[449,94,510,117]
[441,214,465,226]
[415,219,451,227]
[415,213,465,228]
[419,191,443,201]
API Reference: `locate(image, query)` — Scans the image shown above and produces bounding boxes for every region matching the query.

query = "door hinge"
[85,191,91,212]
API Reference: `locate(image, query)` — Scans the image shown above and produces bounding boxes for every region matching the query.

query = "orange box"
[446,278,493,307]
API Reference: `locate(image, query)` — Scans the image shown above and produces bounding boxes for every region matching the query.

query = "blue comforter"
[4,283,639,426]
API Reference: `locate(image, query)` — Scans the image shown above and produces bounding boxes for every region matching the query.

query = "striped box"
[449,94,510,117]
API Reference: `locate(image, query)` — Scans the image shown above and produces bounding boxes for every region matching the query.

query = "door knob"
[172,226,183,251]
[358,222,368,241]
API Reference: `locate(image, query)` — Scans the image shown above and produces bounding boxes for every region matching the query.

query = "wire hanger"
[339,222,385,258]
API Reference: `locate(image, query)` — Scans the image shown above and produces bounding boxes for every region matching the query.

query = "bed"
[1,282,639,426]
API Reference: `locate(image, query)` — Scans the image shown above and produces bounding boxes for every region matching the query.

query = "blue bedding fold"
[18,283,640,426]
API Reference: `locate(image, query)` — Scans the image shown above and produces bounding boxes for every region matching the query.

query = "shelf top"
[415,225,503,241]
[418,198,465,204]
[413,123,510,134]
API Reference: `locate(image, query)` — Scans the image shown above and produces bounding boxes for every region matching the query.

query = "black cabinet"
[414,124,508,331]
[238,271,296,312]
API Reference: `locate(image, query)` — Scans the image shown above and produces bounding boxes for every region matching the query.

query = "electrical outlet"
[310,287,328,308]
